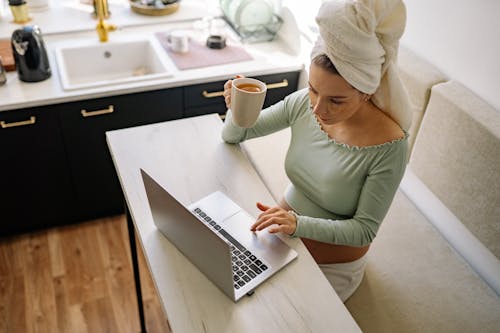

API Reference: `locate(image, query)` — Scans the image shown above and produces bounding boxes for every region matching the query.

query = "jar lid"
[206,35,226,49]
[9,0,26,6]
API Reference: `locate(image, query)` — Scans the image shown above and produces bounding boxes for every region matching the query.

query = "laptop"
[140,169,298,302]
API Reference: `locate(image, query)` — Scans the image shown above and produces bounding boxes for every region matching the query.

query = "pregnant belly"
[279,197,370,264]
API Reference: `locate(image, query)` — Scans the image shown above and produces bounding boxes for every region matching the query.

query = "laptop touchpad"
[193,191,241,223]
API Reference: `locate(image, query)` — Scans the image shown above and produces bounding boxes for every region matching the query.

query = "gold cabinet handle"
[266,79,288,90]
[202,90,224,98]
[202,79,290,99]
[0,116,36,129]
[81,105,114,118]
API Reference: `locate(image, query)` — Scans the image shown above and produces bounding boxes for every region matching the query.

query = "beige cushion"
[397,45,447,156]
[410,81,500,258]
[241,53,499,333]
[346,190,500,333]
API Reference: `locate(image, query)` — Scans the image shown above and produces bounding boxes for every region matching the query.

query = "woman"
[221,0,411,302]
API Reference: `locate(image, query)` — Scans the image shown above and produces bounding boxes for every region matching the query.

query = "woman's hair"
[312,54,339,75]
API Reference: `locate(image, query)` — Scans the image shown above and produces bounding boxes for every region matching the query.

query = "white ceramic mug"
[166,30,189,53]
[230,77,267,128]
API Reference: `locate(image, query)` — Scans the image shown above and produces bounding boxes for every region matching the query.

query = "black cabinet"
[58,88,183,221]
[0,106,75,236]
[183,71,300,118]
[1,70,299,235]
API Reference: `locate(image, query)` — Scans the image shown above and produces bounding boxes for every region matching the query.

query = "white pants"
[319,255,367,302]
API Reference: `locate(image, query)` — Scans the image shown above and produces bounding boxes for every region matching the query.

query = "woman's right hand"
[223,74,244,109]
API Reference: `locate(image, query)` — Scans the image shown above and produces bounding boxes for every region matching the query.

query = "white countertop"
[106,113,362,333]
[0,0,219,38]
[0,1,308,112]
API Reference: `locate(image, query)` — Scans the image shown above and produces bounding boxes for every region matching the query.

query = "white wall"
[401,0,500,111]
[285,0,500,111]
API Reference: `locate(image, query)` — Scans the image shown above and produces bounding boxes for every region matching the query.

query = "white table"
[106,114,362,333]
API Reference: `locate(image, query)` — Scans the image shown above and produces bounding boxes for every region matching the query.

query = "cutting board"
[0,40,16,72]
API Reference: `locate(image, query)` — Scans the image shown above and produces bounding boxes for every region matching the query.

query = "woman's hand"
[223,74,244,109]
[250,202,297,235]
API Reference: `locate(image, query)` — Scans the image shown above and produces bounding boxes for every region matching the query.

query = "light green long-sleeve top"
[222,88,408,247]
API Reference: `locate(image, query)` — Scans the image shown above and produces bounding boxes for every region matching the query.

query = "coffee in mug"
[236,83,262,93]
[230,78,267,128]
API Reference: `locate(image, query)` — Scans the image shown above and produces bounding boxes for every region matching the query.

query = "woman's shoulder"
[284,87,309,106]
[281,88,311,121]
[379,117,405,143]
[366,106,406,146]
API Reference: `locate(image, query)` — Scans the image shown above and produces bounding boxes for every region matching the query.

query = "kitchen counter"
[0,1,307,112]
[0,0,219,38]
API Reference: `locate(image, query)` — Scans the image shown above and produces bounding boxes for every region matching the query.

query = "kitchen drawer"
[183,71,301,118]
[0,106,75,236]
[58,88,183,221]
[184,104,227,119]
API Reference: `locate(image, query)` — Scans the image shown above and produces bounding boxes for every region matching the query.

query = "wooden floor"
[0,215,171,333]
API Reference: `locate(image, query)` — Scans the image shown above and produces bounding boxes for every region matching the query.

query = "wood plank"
[22,234,58,333]
[53,276,76,333]
[143,298,172,333]
[0,235,27,333]
[97,216,139,333]
[0,275,27,333]
[0,235,26,277]
[0,215,171,333]
[47,230,65,278]
[59,222,107,306]
[68,303,89,333]
[80,297,118,333]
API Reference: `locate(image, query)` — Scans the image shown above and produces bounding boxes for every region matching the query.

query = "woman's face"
[308,62,366,126]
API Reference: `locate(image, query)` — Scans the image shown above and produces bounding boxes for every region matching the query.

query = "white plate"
[229,0,274,31]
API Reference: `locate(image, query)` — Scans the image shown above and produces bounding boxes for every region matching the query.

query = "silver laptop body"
[140,169,298,301]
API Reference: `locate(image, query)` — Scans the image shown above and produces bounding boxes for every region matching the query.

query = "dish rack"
[223,14,283,43]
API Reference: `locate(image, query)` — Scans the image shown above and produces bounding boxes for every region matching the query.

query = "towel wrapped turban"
[311,0,412,130]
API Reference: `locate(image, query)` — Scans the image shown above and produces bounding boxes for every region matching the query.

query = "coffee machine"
[11,25,51,82]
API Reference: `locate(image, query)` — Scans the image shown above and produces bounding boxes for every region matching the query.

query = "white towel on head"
[311,0,412,131]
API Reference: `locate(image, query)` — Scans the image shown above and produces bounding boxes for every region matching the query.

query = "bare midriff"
[279,198,370,264]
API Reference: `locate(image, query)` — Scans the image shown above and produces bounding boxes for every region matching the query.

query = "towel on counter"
[311,0,412,131]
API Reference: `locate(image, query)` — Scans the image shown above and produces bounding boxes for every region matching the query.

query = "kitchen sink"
[54,36,173,91]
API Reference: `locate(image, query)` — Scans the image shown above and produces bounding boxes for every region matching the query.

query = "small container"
[9,0,31,24]
[206,35,226,49]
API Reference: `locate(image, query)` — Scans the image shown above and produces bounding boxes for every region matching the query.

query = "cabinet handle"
[0,116,36,129]
[81,105,114,118]
[201,79,289,99]
[266,79,289,90]
[202,90,224,98]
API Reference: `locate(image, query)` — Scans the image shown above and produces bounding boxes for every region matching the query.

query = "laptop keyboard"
[193,207,269,290]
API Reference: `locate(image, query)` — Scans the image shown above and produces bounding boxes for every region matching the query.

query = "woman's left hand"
[250,202,297,235]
